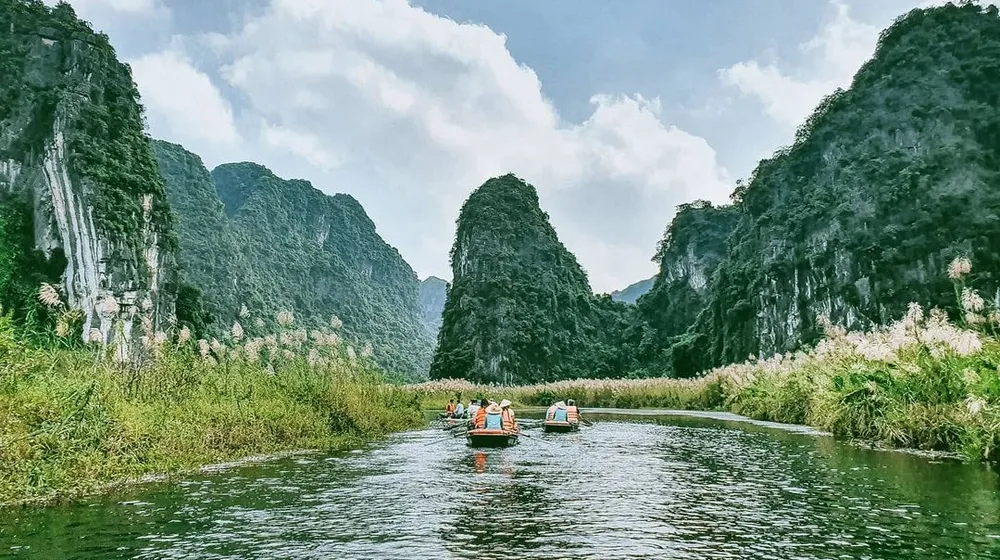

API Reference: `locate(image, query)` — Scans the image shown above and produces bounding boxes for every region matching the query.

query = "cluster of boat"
[438,399,585,448]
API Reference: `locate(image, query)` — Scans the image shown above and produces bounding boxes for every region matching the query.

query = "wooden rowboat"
[466,428,519,448]
[542,420,579,433]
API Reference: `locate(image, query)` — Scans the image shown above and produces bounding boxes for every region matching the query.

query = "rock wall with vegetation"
[0,0,176,350]
[633,200,738,376]
[430,174,633,384]
[153,140,434,380]
[685,2,1000,373]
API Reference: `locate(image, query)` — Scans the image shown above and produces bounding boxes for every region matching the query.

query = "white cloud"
[44,0,168,18]
[128,50,242,147]
[719,1,878,128]
[136,0,733,292]
[719,0,999,129]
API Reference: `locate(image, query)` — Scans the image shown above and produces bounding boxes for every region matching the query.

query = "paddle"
[516,431,554,445]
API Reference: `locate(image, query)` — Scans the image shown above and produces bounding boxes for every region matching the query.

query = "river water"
[2,410,999,559]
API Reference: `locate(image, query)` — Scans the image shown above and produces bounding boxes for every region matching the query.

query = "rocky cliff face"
[632,200,737,375]
[0,0,176,349]
[431,174,633,384]
[686,3,1000,371]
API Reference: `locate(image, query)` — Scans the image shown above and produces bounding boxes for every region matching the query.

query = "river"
[2,410,999,559]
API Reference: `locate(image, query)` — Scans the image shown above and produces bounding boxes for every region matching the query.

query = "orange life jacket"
[501,408,517,431]
[566,405,579,423]
[445,402,455,414]
[474,406,487,429]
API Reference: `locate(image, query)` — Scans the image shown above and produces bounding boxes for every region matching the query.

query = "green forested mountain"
[670,2,1000,375]
[610,277,654,304]
[430,174,633,384]
[418,276,448,337]
[153,141,434,380]
[0,0,175,342]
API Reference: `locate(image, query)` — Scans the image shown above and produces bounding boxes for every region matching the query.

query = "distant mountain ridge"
[153,140,434,380]
[610,277,654,304]
[418,276,448,338]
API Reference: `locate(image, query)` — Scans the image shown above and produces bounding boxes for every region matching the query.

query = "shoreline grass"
[0,310,424,507]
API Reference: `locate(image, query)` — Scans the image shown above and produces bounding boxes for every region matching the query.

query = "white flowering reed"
[239,304,250,319]
[948,256,972,280]
[178,326,191,344]
[38,283,62,308]
[232,320,244,341]
[277,310,294,327]
[962,288,985,313]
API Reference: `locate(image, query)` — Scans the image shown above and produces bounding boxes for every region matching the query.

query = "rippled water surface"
[3,410,1000,559]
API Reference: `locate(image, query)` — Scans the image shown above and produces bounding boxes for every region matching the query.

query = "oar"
[580,418,594,427]
[517,431,554,445]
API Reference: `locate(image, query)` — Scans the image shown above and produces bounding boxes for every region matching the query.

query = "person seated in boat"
[473,400,491,429]
[444,399,455,418]
[482,401,504,430]
[566,399,581,425]
[546,401,568,422]
[453,399,465,419]
[466,398,480,422]
[499,399,517,432]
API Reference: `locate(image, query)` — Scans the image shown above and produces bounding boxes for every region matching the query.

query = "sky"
[45,0,961,293]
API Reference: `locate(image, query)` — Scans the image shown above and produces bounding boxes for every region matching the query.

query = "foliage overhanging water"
[2,410,999,559]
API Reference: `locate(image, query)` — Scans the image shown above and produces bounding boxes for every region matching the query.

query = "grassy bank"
[410,264,999,462]
[0,309,422,506]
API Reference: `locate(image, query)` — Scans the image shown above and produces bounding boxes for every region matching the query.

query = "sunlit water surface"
[2,410,999,559]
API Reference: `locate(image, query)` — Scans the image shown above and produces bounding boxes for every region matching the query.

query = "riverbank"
[0,315,423,506]
[409,305,999,462]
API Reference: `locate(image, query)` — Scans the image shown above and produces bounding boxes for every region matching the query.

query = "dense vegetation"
[0,0,175,333]
[153,141,434,381]
[430,174,634,384]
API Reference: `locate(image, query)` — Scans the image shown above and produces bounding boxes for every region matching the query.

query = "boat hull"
[466,429,519,448]
[542,421,578,433]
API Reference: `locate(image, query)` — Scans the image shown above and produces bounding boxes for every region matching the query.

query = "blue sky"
[51,0,953,292]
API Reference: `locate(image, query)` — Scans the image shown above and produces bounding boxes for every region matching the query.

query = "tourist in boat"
[454,399,465,419]
[546,401,568,422]
[466,398,481,423]
[499,399,518,432]
[566,399,581,425]
[482,401,504,430]
[444,399,455,418]
[474,400,490,429]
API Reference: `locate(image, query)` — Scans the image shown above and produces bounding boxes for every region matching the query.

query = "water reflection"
[1,411,998,559]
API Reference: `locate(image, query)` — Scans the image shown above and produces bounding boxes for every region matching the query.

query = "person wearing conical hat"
[499,399,517,432]
[482,400,504,430]
[545,400,566,421]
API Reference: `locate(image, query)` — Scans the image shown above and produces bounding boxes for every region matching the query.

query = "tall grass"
[411,258,1000,462]
[0,305,422,505]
